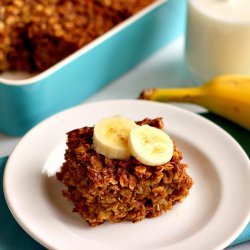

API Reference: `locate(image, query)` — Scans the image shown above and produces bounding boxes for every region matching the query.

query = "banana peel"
[139,75,250,130]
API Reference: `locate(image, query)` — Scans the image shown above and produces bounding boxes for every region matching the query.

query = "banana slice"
[93,115,138,160]
[129,125,174,166]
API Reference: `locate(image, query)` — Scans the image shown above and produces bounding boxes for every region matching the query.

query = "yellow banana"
[139,75,250,130]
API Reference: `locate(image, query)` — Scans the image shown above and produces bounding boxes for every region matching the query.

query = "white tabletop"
[0,37,249,249]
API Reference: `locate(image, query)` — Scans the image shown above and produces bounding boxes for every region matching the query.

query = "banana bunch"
[93,116,173,166]
[139,75,250,130]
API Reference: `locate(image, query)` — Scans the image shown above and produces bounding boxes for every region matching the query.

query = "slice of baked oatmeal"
[56,117,193,226]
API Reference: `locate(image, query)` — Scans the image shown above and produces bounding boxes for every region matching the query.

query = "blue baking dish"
[0,0,187,136]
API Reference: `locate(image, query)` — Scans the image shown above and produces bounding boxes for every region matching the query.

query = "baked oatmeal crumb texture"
[56,118,193,227]
[0,0,156,72]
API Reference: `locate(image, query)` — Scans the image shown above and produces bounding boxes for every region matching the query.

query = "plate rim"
[3,99,250,250]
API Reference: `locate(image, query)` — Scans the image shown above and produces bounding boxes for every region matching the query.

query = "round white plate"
[4,100,250,250]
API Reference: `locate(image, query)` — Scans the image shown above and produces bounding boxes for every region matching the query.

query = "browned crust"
[0,0,156,72]
[96,0,157,16]
[56,118,193,226]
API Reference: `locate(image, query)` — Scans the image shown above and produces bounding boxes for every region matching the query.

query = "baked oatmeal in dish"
[0,0,156,72]
[56,117,193,227]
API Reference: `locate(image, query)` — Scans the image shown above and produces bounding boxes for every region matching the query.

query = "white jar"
[185,0,250,83]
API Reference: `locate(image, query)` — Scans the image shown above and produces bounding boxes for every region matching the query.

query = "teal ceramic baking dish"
[0,0,187,136]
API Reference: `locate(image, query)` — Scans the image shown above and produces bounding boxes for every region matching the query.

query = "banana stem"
[139,87,203,103]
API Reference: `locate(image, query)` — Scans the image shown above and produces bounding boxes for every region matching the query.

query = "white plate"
[4,100,250,250]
